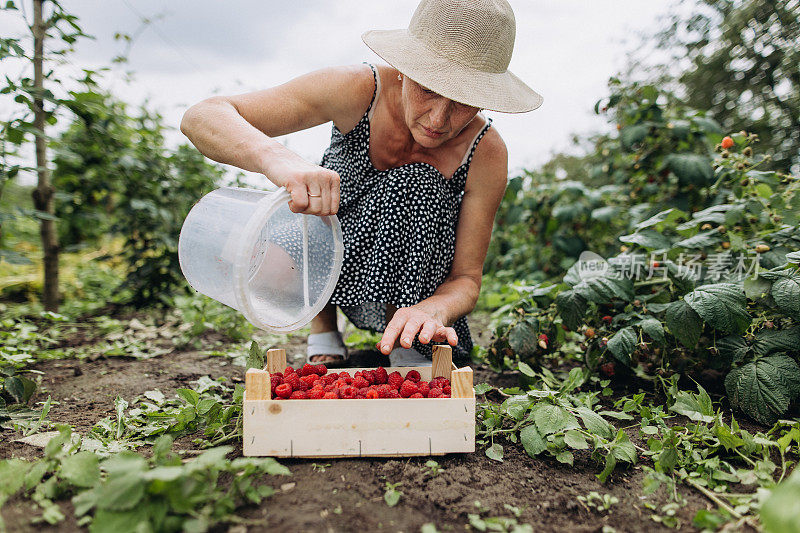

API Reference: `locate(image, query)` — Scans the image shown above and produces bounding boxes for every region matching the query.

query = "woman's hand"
[376,305,458,355]
[271,157,341,216]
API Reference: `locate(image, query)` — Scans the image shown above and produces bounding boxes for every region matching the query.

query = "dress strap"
[364,62,382,121]
[459,115,493,168]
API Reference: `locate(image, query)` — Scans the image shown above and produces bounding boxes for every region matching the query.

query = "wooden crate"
[243,345,475,457]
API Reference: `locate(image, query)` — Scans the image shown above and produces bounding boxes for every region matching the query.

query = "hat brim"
[362,29,543,114]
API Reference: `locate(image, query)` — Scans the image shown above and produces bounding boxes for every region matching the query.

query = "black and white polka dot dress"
[322,63,493,363]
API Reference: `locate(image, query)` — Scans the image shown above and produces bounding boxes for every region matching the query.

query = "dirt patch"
[1,315,712,532]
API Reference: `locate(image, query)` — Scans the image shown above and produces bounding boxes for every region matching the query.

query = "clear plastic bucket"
[178,187,343,332]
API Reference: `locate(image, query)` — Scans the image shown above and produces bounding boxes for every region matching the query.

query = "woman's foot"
[307,330,348,367]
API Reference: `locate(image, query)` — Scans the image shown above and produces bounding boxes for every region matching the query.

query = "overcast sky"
[1,0,671,184]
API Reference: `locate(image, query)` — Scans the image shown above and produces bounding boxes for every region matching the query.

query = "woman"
[180,0,542,366]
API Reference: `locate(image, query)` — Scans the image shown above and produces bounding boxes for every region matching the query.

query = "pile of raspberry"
[270,364,452,400]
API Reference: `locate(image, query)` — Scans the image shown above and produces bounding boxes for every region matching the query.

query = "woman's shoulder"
[313,64,379,131]
[472,122,508,170]
[465,120,508,187]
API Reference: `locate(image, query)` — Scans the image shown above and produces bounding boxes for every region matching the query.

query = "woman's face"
[400,76,480,148]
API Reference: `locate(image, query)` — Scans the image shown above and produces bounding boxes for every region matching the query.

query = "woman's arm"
[179,64,374,215]
[377,128,509,354]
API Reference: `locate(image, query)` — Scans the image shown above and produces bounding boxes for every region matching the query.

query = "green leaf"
[534,404,580,435]
[760,468,800,533]
[635,208,686,231]
[714,423,745,451]
[684,283,751,335]
[485,443,504,462]
[664,153,714,186]
[0,458,31,497]
[89,506,157,533]
[606,327,636,366]
[246,340,264,370]
[576,407,614,440]
[556,289,587,331]
[555,450,574,466]
[94,474,145,511]
[674,229,722,249]
[176,388,199,406]
[520,425,547,457]
[771,272,800,320]
[596,453,617,483]
[669,386,715,423]
[725,356,800,425]
[716,335,751,364]
[508,321,538,357]
[517,362,536,377]
[610,430,637,463]
[619,230,672,250]
[620,124,649,150]
[500,396,532,421]
[573,275,634,304]
[665,300,703,348]
[473,383,492,395]
[753,327,800,356]
[59,451,100,488]
[102,452,147,477]
[564,430,589,450]
[638,317,665,345]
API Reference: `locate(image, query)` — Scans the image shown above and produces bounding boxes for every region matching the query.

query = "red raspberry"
[374,367,388,385]
[377,384,392,398]
[387,390,401,399]
[356,393,367,399]
[428,387,443,398]
[410,393,424,398]
[366,389,379,399]
[308,388,324,399]
[442,393,450,398]
[443,385,451,395]
[283,373,301,391]
[323,391,338,399]
[275,383,292,399]
[358,387,370,396]
[362,370,376,384]
[405,370,421,383]
[270,373,283,386]
[417,381,430,397]
[284,366,295,375]
[289,390,308,399]
[314,364,327,376]
[301,374,319,388]
[341,386,357,399]
[323,374,338,386]
[400,380,419,398]
[353,376,369,389]
[299,363,316,377]
[388,371,403,389]
[721,136,734,149]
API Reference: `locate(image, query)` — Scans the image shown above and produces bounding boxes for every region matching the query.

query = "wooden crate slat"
[266,348,287,373]
[244,369,270,400]
[243,397,475,457]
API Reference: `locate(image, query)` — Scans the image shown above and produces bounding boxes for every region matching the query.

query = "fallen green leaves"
[0,426,289,532]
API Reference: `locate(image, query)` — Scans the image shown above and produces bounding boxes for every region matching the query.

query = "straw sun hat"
[362,0,543,113]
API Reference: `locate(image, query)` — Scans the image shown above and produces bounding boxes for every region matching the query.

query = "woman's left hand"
[376,306,458,355]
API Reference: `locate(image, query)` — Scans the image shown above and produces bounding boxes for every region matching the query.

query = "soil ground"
[1,314,715,532]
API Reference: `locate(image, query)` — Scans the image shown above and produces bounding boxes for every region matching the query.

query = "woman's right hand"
[272,158,341,216]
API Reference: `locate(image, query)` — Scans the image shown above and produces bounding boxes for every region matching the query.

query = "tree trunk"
[32,0,59,311]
